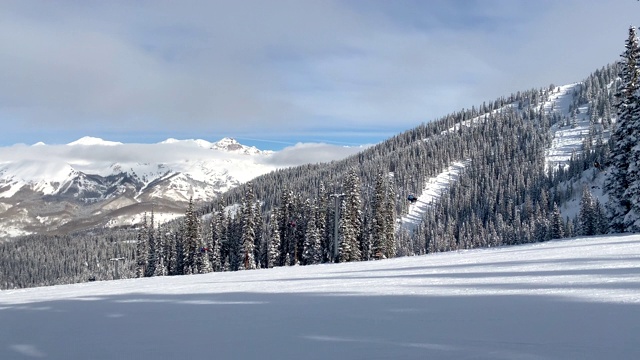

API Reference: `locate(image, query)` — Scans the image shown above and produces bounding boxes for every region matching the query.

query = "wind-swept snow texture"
[1,235,639,359]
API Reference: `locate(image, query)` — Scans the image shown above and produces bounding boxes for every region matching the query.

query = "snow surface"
[1,234,639,359]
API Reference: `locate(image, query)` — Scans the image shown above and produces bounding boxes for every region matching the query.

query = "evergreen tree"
[183,196,199,274]
[338,201,356,262]
[209,205,224,272]
[606,26,640,232]
[316,182,329,261]
[278,189,295,266]
[145,211,156,277]
[550,203,565,239]
[195,216,212,274]
[384,176,397,258]
[135,213,148,278]
[254,204,265,268]
[579,187,598,236]
[168,230,181,275]
[339,169,362,262]
[302,203,322,265]
[267,212,281,268]
[371,173,388,259]
[153,225,167,277]
[226,215,241,271]
[239,183,257,270]
[594,201,609,235]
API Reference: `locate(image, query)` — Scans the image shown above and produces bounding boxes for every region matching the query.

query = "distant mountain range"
[0,137,285,238]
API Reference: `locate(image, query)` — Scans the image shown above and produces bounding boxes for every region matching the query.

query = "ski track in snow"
[1,235,640,359]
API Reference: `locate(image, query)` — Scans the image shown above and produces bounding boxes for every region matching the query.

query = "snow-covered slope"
[543,83,601,170]
[0,137,303,237]
[1,234,639,359]
[402,83,606,233]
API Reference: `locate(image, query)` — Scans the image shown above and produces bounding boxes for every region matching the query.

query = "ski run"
[1,234,639,359]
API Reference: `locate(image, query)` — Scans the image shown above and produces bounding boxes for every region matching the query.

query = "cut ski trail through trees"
[400,160,469,231]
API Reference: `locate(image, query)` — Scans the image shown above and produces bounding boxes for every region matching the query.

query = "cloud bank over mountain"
[1,1,638,147]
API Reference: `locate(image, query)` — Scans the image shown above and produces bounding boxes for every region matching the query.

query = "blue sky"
[1,0,638,150]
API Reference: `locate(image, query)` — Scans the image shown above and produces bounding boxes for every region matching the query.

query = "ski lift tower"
[330,193,345,262]
[110,257,125,279]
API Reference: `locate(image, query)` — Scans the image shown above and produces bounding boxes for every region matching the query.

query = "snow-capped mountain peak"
[159,138,212,149]
[67,136,123,146]
[211,137,270,155]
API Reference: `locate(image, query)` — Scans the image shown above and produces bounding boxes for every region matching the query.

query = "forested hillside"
[0,63,619,289]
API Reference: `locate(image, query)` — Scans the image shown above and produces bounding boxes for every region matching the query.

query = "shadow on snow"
[1,290,639,360]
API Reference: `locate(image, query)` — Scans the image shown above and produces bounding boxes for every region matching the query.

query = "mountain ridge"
[0,137,279,237]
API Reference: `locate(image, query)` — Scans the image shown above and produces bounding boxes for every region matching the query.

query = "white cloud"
[0,138,364,177]
[265,143,370,166]
[0,0,639,146]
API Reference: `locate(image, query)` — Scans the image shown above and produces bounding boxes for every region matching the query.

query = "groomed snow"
[2,234,639,359]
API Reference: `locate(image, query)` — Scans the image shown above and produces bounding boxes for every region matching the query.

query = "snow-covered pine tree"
[196,238,212,274]
[310,224,322,264]
[579,187,598,236]
[145,210,156,277]
[371,172,387,259]
[209,204,224,272]
[528,203,545,243]
[226,215,241,271]
[135,213,148,278]
[316,182,329,261]
[339,169,362,262]
[194,214,212,274]
[294,198,312,265]
[153,224,169,276]
[253,201,269,268]
[594,201,608,235]
[267,212,281,268]
[338,201,355,262]
[302,203,322,265]
[183,196,199,274]
[606,26,640,232]
[239,183,257,270]
[384,173,397,258]
[278,188,295,266]
[550,203,565,239]
[167,230,180,275]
